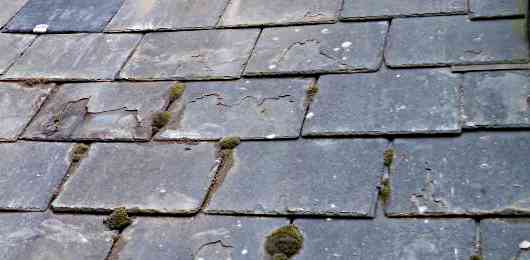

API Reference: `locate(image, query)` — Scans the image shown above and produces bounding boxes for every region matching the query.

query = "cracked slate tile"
[22,82,174,141]
[111,215,287,260]
[386,16,529,67]
[303,67,461,136]
[0,212,115,260]
[156,78,311,141]
[245,22,388,76]
[3,33,141,81]
[106,0,228,32]
[0,142,73,211]
[120,29,260,80]
[0,0,27,28]
[482,219,530,260]
[206,139,388,217]
[386,132,530,216]
[463,70,529,128]
[469,0,527,19]
[0,33,35,75]
[52,142,218,214]
[341,0,466,20]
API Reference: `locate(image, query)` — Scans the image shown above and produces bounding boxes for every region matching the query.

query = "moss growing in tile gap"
[21,78,50,87]
[152,112,171,131]
[218,136,241,150]
[469,255,483,260]
[265,224,304,259]
[383,148,395,168]
[306,84,319,103]
[380,178,391,205]
[169,83,186,102]
[71,144,90,162]
[104,207,132,231]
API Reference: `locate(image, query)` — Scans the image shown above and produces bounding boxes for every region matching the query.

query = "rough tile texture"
[482,219,530,260]
[53,143,218,214]
[386,132,530,216]
[0,34,35,75]
[120,29,260,80]
[470,0,528,19]
[207,139,388,216]
[303,68,461,136]
[245,22,388,75]
[0,0,27,28]
[341,0,466,20]
[386,16,530,67]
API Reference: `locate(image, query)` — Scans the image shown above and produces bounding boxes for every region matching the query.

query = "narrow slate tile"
[220,0,341,27]
[4,34,141,81]
[23,82,174,141]
[482,219,530,259]
[341,0,466,20]
[0,212,115,260]
[0,34,35,75]
[0,142,73,211]
[470,0,527,19]
[157,78,311,141]
[303,68,461,136]
[206,139,388,217]
[386,132,530,216]
[0,0,27,28]
[120,29,260,80]
[463,70,529,128]
[53,143,218,214]
[245,22,388,75]
[386,16,529,67]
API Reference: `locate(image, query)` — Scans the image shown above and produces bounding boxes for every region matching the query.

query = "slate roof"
[0,0,529,259]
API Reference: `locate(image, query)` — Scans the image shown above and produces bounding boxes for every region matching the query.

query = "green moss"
[306,85,319,100]
[169,83,186,102]
[218,136,241,150]
[273,253,289,260]
[152,112,171,130]
[380,178,391,204]
[265,224,304,259]
[72,144,89,162]
[383,149,395,167]
[470,255,483,260]
[104,207,132,231]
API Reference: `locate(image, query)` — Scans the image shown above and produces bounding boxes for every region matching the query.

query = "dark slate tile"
[303,68,461,136]
[470,0,527,19]
[0,34,35,75]
[482,219,530,260]
[0,212,115,260]
[23,82,174,141]
[386,132,530,216]
[0,142,73,211]
[341,0,466,20]
[0,0,27,28]
[120,29,260,80]
[386,16,529,67]
[3,34,141,81]
[245,22,388,75]
[53,142,218,214]
[463,70,529,128]
[206,139,388,217]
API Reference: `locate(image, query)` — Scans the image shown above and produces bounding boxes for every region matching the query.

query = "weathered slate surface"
[4,34,141,81]
[245,22,388,75]
[469,0,527,19]
[53,143,218,214]
[303,68,461,136]
[0,34,35,75]
[482,219,530,260]
[0,142,73,211]
[386,132,530,216]
[0,0,27,28]
[386,16,529,67]
[341,0,466,20]
[206,139,388,217]
[23,82,174,141]
[120,29,260,80]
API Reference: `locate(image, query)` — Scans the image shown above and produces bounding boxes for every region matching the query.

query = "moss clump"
[265,224,304,259]
[383,149,395,167]
[104,207,132,231]
[169,83,186,102]
[152,112,171,130]
[470,256,483,260]
[272,254,289,260]
[218,136,241,150]
[380,178,391,204]
[72,144,89,162]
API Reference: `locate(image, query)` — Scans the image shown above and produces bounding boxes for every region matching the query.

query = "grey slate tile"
[341,0,466,20]
[470,0,527,19]
[22,82,174,141]
[386,132,530,216]
[386,16,529,67]
[120,29,260,80]
[53,142,219,214]
[206,139,388,217]
[482,219,530,260]
[0,0,27,28]
[303,68,461,136]
[245,22,388,75]
[3,33,141,81]
[0,33,35,75]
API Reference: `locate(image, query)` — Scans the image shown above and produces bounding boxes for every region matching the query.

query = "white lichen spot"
[325,218,333,222]
[294,28,301,32]
[266,134,276,139]
[341,57,348,61]
[330,204,337,209]
[321,28,329,34]
[272,37,279,41]
[159,188,167,194]
[418,206,428,214]
[333,47,340,52]
[333,253,342,257]
[341,41,353,48]
[424,219,429,223]
[520,240,530,249]
[33,24,48,33]
[396,74,401,78]
[306,112,315,119]
[479,163,490,169]
[241,249,248,255]
[268,64,277,70]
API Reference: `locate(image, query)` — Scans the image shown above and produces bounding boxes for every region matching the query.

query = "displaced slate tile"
[0,0,27,28]
[386,132,530,216]
[482,219,530,260]
[0,34,35,75]
[341,0,466,20]
[245,22,388,75]
[206,139,388,217]
[386,16,529,67]
[303,68,461,136]
[23,82,174,141]
[3,33,141,81]
[0,142,73,211]
[53,142,218,214]
[470,0,527,19]
[120,29,260,80]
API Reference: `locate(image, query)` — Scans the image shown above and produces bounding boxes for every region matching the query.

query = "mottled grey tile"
[482,219,530,260]
[341,0,466,20]
[0,34,35,75]
[470,0,527,19]
[0,0,27,28]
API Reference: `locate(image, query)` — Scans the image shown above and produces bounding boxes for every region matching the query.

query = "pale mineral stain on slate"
[481,219,530,260]
[303,67,461,136]
[341,0,466,20]
[469,0,528,19]
[245,22,388,75]
[0,0,28,28]
[0,34,35,75]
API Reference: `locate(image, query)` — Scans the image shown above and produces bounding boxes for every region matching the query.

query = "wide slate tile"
[386,16,529,67]
[303,68,461,136]
[386,132,530,216]
[206,139,388,217]
[0,34,35,75]
[245,22,388,75]
[469,0,527,19]
[341,0,466,20]
[482,219,530,260]
[4,33,141,81]
[0,0,27,28]
[120,29,260,80]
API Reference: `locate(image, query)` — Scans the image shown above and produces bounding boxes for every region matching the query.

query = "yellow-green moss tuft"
[306,85,319,99]
[265,224,304,259]
[470,255,483,260]
[72,144,89,162]
[383,149,395,167]
[380,178,391,204]
[218,136,241,150]
[152,112,172,130]
[169,83,186,102]
[273,253,289,260]
[104,207,132,231]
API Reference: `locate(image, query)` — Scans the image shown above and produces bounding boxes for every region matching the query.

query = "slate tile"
[470,0,527,19]
[120,29,260,80]
[220,0,341,27]
[206,139,388,217]
[303,68,461,136]
[386,132,530,216]
[23,82,174,141]
[463,70,529,128]
[341,0,466,20]
[53,142,219,214]
[386,16,529,67]
[112,215,288,259]
[0,33,35,75]
[0,212,115,260]
[481,219,530,259]
[3,33,141,81]
[0,0,27,28]
[0,142,73,211]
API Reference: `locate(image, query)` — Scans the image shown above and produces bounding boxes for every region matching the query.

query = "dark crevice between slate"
[215,0,233,27]
[0,0,30,32]
[451,63,530,72]
[104,210,133,260]
[299,77,319,137]
[381,19,392,68]
[149,83,186,141]
[240,28,263,76]
[114,33,145,80]
[0,34,39,76]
